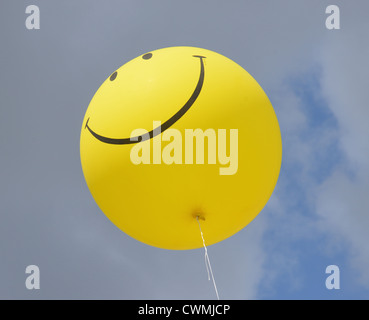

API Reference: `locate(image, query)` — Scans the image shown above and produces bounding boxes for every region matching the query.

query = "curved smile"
[85,55,206,145]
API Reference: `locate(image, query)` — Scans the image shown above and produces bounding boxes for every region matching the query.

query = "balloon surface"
[80,46,282,250]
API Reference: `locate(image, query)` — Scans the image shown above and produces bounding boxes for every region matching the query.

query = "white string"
[196,216,220,300]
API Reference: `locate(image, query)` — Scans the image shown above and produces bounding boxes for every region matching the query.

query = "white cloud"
[257,3,369,295]
[316,15,369,287]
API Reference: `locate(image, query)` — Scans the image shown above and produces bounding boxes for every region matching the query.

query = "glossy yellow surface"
[80,47,282,250]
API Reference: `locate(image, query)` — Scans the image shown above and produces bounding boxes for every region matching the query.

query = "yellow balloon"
[80,46,282,250]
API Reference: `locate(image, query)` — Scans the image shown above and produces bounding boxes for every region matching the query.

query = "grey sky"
[1,1,369,299]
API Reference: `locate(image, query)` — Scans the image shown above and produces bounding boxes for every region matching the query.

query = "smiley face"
[80,46,282,250]
[82,47,211,148]
[85,53,206,144]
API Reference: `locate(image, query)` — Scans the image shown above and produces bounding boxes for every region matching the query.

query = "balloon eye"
[110,71,117,81]
[142,53,153,60]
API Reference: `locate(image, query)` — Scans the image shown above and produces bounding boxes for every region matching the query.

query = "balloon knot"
[194,214,205,221]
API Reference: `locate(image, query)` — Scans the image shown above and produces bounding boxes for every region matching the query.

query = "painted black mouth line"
[85,55,206,145]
